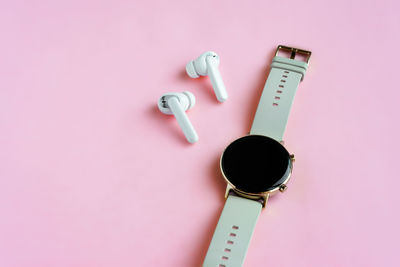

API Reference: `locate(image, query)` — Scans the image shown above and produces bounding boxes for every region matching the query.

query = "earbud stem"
[206,56,228,102]
[167,97,199,143]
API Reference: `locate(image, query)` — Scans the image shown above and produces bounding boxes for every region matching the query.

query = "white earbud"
[186,51,228,102]
[158,91,199,144]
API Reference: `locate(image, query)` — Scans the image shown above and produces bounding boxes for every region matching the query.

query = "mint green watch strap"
[203,195,262,267]
[250,55,309,141]
[204,47,311,267]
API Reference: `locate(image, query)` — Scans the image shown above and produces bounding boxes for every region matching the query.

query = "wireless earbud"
[186,51,228,102]
[158,91,198,144]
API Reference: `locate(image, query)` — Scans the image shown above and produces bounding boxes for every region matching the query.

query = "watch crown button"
[279,184,287,192]
[290,154,295,162]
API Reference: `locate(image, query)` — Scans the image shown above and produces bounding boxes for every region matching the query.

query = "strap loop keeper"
[271,56,308,81]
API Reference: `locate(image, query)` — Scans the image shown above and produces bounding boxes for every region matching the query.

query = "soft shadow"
[189,206,223,266]
[178,68,191,80]
[245,50,276,131]
[210,154,228,199]
[148,105,190,146]
[179,69,219,104]
[188,154,226,266]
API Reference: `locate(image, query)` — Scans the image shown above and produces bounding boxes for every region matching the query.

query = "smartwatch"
[203,45,312,267]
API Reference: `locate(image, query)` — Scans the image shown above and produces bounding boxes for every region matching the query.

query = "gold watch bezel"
[219,134,294,208]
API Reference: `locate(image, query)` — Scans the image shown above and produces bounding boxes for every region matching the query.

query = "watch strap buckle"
[275,45,312,64]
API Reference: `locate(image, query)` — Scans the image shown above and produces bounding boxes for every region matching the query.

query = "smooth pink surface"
[1,0,399,266]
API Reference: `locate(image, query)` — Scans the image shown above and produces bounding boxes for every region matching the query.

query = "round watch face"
[220,135,291,193]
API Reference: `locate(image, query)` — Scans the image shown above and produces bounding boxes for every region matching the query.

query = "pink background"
[1,0,399,266]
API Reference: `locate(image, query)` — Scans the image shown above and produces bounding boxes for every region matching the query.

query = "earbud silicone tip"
[186,61,200,78]
[182,91,195,109]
